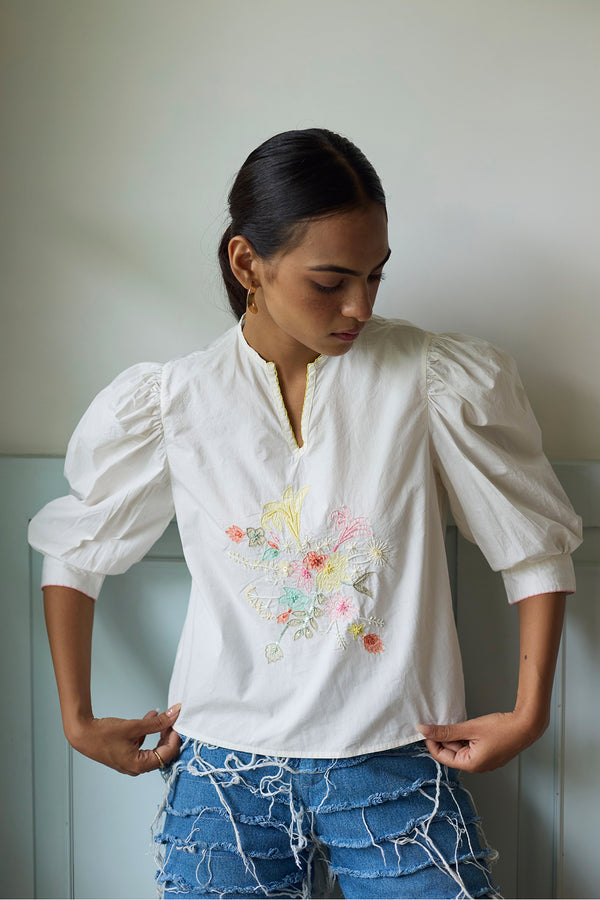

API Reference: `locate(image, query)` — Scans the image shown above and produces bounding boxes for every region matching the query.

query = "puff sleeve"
[28,363,175,600]
[426,334,582,604]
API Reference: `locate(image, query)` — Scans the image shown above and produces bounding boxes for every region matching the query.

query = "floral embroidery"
[226,485,387,663]
[363,633,384,654]
[323,594,358,622]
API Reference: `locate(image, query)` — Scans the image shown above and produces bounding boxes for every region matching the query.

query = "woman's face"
[244,203,390,365]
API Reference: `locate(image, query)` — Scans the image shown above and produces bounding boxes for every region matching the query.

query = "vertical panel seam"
[28,542,37,899]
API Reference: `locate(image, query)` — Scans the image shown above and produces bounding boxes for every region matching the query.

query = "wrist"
[63,710,95,748]
[511,701,550,742]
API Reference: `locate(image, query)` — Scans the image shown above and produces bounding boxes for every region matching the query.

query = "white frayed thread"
[387,752,499,899]
[153,741,317,899]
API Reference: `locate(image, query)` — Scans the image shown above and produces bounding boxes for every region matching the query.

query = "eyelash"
[313,272,386,294]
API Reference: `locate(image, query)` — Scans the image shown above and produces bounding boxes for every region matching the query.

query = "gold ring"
[152,748,165,769]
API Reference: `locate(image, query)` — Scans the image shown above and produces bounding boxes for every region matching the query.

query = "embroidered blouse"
[28,316,582,757]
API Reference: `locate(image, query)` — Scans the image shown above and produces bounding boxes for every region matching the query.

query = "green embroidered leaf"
[262,547,280,561]
[294,629,304,641]
[313,607,324,618]
[289,618,304,627]
[309,617,317,629]
[305,627,313,639]
[353,572,374,598]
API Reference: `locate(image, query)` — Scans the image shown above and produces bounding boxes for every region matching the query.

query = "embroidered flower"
[265,643,283,663]
[323,594,358,622]
[290,560,313,591]
[277,609,291,624]
[226,525,245,543]
[367,538,391,567]
[363,633,384,654]
[246,527,266,547]
[261,485,310,547]
[303,550,328,571]
[278,560,292,577]
[331,506,372,550]
[315,552,349,593]
[348,622,366,640]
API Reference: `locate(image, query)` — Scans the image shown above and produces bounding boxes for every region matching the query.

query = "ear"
[228,235,261,291]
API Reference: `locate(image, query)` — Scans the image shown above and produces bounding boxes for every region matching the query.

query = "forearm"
[43,585,96,743]
[513,590,566,737]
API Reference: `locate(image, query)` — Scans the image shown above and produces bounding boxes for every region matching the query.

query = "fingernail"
[166,702,182,717]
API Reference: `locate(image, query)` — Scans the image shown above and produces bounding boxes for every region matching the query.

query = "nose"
[341,283,373,323]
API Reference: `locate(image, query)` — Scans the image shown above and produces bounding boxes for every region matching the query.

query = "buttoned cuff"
[41,556,105,601]
[501,553,576,605]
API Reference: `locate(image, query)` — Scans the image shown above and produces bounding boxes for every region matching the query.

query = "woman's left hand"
[418,710,546,774]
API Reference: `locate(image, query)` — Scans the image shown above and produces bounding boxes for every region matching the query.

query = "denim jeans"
[153,739,500,899]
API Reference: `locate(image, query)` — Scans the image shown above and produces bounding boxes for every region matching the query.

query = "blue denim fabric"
[153,740,501,899]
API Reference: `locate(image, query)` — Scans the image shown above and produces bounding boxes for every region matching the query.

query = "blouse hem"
[171,727,432,760]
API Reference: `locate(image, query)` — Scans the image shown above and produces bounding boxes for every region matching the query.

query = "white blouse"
[28,316,582,757]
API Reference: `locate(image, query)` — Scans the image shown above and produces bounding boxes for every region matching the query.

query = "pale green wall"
[2,0,599,457]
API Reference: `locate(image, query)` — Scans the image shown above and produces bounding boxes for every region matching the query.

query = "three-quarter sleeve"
[28,363,175,599]
[426,333,582,604]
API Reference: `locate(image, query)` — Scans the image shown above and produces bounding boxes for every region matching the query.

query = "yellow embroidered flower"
[315,552,349,593]
[261,485,310,548]
[348,622,366,640]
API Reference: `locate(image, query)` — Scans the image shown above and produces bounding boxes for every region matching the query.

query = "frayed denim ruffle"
[153,739,501,899]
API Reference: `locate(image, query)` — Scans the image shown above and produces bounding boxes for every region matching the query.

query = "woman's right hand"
[66,704,182,776]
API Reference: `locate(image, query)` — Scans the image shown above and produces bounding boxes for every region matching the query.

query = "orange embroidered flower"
[226,525,245,543]
[277,609,291,624]
[363,633,384,654]
[303,551,328,571]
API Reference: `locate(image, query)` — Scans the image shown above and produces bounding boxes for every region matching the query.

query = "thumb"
[418,722,470,744]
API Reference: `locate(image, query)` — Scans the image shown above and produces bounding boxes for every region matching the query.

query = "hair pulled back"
[218,129,387,319]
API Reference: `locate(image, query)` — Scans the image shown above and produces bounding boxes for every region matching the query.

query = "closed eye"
[312,272,385,295]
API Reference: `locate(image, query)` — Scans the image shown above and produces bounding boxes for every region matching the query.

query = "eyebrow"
[307,248,392,276]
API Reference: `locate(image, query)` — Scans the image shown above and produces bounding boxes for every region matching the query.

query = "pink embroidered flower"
[363,633,384,654]
[277,609,291,624]
[290,561,313,592]
[303,551,328,571]
[226,525,245,543]
[324,594,358,622]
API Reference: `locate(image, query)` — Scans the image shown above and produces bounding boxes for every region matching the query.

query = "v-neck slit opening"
[268,363,310,456]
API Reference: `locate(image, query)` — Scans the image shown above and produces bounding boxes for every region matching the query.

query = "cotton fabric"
[28,316,582,757]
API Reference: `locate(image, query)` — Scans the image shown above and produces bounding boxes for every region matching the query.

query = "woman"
[29,129,582,899]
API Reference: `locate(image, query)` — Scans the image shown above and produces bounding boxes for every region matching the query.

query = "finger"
[426,737,481,772]
[136,709,161,748]
[134,746,169,775]
[418,722,472,744]
[135,703,182,737]
[155,728,182,765]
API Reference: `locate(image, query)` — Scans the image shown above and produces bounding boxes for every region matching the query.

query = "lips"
[331,329,362,342]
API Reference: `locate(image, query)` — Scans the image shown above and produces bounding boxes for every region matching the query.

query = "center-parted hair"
[218,129,387,319]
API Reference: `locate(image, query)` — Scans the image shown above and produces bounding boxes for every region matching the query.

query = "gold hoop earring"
[246,287,259,315]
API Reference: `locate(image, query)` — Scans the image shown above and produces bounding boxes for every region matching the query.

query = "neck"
[242,315,320,383]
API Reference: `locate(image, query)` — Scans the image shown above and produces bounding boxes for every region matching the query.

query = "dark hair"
[218,128,387,319]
